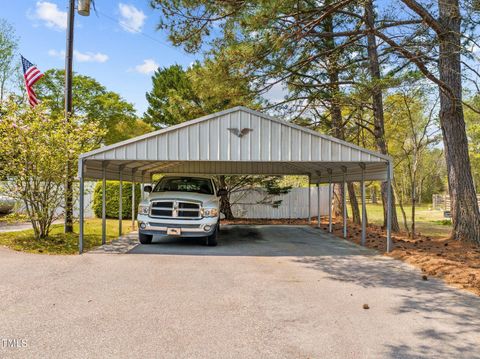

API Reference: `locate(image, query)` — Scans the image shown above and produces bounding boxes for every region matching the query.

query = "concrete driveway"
[1,225,480,359]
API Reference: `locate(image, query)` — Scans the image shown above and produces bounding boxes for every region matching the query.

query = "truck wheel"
[206,227,218,247]
[139,232,153,244]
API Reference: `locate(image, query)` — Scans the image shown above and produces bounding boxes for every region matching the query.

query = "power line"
[94,9,196,60]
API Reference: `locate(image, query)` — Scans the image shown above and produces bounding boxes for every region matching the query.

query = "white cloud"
[74,51,109,63]
[33,1,67,30]
[132,59,159,74]
[48,49,109,63]
[48,49,64,58]
[118,3,146,33]
[264,82,286,103]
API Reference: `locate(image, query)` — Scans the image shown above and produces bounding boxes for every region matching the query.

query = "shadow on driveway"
[126,225,374,257]
[294,253,480,358]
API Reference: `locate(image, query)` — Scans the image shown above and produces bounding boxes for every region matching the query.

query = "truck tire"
[206,227,218,247]
[139,232,153,244]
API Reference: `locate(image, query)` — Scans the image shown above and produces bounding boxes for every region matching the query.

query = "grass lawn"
[0,218,130,255]
[365,203,451,238]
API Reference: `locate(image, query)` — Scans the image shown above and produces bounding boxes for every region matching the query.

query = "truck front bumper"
[137,215,218,237]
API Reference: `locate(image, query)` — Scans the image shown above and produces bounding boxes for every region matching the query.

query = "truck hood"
[147,191,216,205]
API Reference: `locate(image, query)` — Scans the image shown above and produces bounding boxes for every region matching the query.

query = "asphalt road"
[0,220,63,233]
[1,225,479,359]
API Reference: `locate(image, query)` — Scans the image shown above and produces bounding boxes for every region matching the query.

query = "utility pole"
[65,0,75,115]
[64,0,90,233]
[64,0,75,233]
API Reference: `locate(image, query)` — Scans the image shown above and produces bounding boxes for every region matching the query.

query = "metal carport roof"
[79,106,392,183]
[77,106,393,253]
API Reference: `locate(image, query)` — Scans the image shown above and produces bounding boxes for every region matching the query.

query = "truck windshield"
[153,177,214,195]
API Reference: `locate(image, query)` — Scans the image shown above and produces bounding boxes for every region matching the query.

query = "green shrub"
[93,181,142,219]
[433,219,452,226]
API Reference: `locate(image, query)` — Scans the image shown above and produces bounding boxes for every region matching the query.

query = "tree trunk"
[418,179,423,205]
[371,187,377,204]
[411,162,417,238]
[365,0,400,232]
[218,175,234,220]
[411,194,416,238]
[39,219,48,239]
[0,78,5,102]
[333,183,344,218]
[397,190,410,234]
[348,183,361,224]
[323,11,361,223]
[438,0,480,243]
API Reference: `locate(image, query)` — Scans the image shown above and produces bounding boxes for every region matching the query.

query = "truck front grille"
[149,223,201,229]
[151,209,173,217]
[149,200,201,219]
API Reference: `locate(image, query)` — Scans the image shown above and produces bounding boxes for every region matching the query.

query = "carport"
[78,106,393,253]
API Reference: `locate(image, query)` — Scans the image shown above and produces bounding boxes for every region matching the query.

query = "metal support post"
[387,161,393,252]
[308,176,311,224]
[101,162,106,245]
[328,171,333,233]
[78,159,84,254]
[132,169,136,231]
[119,166,123,237]
[141,171,145,200]
[317,183,321,228]
[361,164,367,246]
[343,171,347,239]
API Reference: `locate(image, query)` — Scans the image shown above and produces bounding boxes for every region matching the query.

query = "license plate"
[167,228,181,236]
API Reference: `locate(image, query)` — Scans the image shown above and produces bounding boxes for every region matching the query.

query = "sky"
[2,1,201,115]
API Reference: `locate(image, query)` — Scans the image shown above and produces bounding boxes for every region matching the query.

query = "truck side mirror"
[143,185,153,193]
[217,188,228,197]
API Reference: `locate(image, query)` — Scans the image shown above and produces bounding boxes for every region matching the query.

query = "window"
[153,177,214,195]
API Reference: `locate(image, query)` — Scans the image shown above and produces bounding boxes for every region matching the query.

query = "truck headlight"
[138,204,149,215]
[201,207,218,218]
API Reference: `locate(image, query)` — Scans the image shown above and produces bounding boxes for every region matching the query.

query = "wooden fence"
[432,194,480,211]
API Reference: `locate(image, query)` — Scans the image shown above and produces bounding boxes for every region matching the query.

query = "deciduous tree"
[385,85,442,236]
[0,19,19,102]
[36,69,148,233]
[0,101,103,239]
[36,69,140,145]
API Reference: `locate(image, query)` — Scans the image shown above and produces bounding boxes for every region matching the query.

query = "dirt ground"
[223,217,480,296]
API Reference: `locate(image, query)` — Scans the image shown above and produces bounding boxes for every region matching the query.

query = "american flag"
[21,55,44,107]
